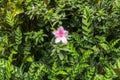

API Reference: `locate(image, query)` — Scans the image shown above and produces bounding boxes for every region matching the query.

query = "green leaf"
[26,0,32,3]
[113,68,120,76]
[15,27,22,45]
[26,56,34,62]
[58,53,64,60]
[100,43,109,51]
[56,71,68,75]
[0,46,4,51]
[11,49,17,54]
[6,12,15,27]
[12,6,24,17]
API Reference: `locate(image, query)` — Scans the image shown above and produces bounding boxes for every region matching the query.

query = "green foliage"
[0,0,120,80]
[6,12,15,27]
[15,27,22,45]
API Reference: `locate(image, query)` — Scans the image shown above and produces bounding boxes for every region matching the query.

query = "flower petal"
[63,30,68,36]
[58,26,64,31]
[52,31,59,37]
[52,26,68,44]
[55,37,61,43]
[58,26,68,37]
[61,37,67,44]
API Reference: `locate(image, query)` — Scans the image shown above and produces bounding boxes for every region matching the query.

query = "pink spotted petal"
[53,26,68,44]
[52,31,59,37]
[64,30,68,36]
[58,26,64,31]
[61,37,67,44]
[58,26,68,36]
[55,37,61,43]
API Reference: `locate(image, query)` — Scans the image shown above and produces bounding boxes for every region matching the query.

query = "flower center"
[59,30,64,37]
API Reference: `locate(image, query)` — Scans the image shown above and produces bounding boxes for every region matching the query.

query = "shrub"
[0,0,120,80]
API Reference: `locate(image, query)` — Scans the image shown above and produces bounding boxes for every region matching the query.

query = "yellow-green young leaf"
[11,49,17,54]
[0,46,4,51]
[100,43,109,51]
[26,0,32,3]
[12,6,24,17]
[84,50,93,55]
[50,27,55,31]
[82,20,91,27]
[92,45,100,54]
[7,2,12,8]
[56,71,68,75]
[98,0,101,7]
[19,0,24,4]
[26,56,34,62]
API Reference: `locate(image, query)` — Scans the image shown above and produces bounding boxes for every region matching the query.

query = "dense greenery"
[0,0,120,80]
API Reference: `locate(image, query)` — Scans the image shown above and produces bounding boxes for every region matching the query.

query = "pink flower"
[52,26,68,44]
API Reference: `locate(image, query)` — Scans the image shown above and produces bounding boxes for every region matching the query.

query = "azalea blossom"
[52,26,68,44]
